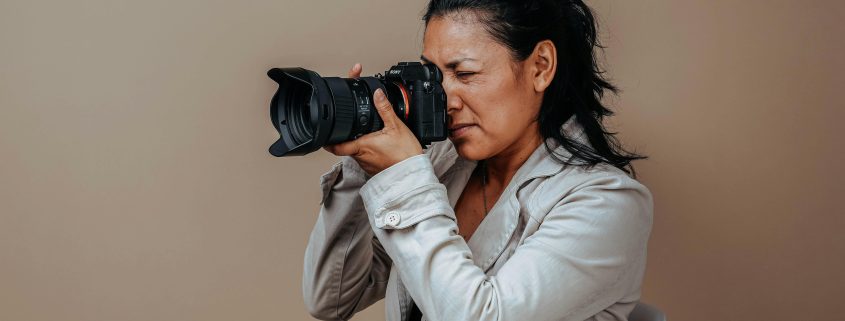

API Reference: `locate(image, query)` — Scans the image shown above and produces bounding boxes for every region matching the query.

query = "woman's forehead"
[422,16,500,65]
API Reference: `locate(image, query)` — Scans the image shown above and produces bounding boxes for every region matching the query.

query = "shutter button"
[384,212,401,227]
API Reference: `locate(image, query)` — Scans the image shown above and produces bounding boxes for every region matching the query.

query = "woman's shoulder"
[530,161,653,224]
[555,162,650,195]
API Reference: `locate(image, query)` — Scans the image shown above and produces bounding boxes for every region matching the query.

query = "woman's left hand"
[324,88,423,176]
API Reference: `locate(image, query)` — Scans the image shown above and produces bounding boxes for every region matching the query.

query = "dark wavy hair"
[423,0,646,177]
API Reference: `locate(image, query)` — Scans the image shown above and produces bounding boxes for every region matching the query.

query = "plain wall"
[1,1,842,321]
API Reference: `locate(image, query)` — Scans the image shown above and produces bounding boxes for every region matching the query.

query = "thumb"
[373,88,398,129]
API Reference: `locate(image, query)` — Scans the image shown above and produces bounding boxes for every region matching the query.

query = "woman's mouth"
[449,124,476,138]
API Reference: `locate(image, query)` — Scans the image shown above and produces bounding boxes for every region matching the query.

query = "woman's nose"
[446,96,462,113]
[443,86,462,113]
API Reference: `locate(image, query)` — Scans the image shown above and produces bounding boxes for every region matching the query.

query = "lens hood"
[267,68,335,157]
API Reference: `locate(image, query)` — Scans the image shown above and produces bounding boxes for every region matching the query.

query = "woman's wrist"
[340,155,371,183]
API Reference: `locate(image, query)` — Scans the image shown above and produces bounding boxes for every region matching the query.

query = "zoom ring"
[323,78,355,143]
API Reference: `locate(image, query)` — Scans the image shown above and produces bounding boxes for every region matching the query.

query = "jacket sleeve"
[302,156,393,321]
[358,154,653,321]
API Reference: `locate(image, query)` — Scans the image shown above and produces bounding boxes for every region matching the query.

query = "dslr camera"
[267,62,448,157]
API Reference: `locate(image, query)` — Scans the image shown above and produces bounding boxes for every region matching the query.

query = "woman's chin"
[450,139,487,161]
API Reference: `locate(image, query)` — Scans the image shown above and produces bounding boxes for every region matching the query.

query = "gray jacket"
[303,117,653,321]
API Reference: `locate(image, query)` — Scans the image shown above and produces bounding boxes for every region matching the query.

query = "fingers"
[324,140,359,156]
[373,88,398,129]
[347,63,362,78]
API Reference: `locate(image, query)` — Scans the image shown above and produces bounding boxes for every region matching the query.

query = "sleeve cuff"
[359,154,455,230]
[318,156,369,205]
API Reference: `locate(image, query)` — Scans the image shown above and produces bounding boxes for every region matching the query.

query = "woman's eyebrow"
[420,55,477,69]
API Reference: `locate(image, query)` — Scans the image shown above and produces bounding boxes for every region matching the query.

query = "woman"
[303,1,652,320]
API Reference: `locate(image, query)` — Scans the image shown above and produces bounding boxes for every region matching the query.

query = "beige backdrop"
[1,1,843,320]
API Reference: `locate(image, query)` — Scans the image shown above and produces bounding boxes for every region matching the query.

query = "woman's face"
[422,14,544,161]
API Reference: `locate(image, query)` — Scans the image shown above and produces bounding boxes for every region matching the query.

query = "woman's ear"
[530,40,557,93]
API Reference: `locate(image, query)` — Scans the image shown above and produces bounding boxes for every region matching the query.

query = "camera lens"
[267,68,410,157]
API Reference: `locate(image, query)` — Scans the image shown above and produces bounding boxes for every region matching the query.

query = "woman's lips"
[449,125,476,138]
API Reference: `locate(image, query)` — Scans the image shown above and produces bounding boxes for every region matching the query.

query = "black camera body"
[381,62,448,145]
[267,62,448,157]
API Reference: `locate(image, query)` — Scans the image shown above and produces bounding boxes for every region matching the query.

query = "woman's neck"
[483,126,543,188]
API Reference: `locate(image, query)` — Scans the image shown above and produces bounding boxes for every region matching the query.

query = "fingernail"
[374,89,385,102]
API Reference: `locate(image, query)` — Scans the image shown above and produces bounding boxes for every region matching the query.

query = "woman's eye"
[456,72,476,79]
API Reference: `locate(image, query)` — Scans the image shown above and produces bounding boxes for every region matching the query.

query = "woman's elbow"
[303,295,343,321]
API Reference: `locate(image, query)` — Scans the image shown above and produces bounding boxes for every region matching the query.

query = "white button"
[384,212,401,227]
